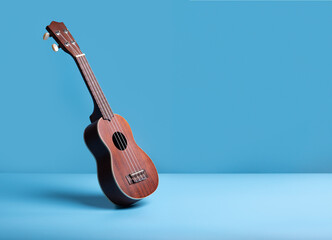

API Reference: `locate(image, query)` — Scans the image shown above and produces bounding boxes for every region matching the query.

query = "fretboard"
[75,55,113,121]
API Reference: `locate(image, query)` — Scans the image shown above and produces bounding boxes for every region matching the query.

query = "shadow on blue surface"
[41,190,146,210]
[1,174,332,239]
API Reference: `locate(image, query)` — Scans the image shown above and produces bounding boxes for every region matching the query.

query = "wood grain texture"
[84,114,159,205]
[46,21,159,206]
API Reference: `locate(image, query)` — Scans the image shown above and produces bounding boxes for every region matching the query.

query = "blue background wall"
[1,0,332,173]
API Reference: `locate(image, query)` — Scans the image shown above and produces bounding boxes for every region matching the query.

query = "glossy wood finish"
[84,115,159,205]
[47,21,113,121]
[46,21,159,206]
[74,55,114,121]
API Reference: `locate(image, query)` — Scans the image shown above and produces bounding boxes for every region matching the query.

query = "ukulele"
[44,21,158,206]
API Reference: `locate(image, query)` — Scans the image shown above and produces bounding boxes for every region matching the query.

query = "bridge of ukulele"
[126,170,148,185]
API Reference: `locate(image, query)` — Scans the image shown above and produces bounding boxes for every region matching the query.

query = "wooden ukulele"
[44,21,158,206]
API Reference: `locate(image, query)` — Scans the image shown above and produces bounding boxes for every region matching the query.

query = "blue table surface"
[0,173,331,240]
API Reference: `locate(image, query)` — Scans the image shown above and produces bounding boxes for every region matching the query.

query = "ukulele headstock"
[45,21,83,58]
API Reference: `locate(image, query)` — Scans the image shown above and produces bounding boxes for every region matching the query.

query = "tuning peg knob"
[52,44,59,52]
[43,32,50,40]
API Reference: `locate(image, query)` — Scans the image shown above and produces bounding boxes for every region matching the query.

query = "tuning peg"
[52,44,59,52]
[43,32,50,40]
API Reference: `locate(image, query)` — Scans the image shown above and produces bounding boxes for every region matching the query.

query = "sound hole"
[112,132,127,151]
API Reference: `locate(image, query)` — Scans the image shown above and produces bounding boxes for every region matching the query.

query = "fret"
[45,21,159,206]
[44,21,113,122]
[75,56,114,121]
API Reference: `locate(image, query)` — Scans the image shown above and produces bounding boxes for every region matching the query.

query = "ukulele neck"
[75,55,114,122]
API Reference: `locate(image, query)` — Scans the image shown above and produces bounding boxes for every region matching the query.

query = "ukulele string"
[78,53,140,174]
[57,33,138,174]
[60,32,143,175]
[79,56,142,174]
[79,56,144,175]
[64,34,144,174]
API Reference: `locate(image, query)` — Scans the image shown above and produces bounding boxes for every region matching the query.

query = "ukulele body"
[84,114,159,206]
[45,21,158,206]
